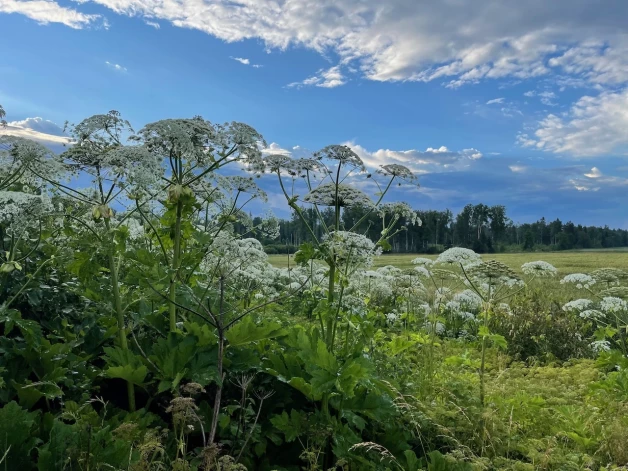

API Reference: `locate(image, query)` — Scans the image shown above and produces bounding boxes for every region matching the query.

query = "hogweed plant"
[560,268,628,356]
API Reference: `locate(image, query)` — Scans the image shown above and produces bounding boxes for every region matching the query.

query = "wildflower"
[385,311,399,324]
[590,340,611,353]
[592,268,628,285]
[303,182,374,208]
[314,145,365,171]
[521,261,557,277]
[322,231,380,269]
[378,202,422,226]
[453,289,483,311]
[560,273,596,289]
[600,296,627,313]
[377,164,417,183]
[579,309,604,320]
[411,257,434,267]
[0,191,54,236]
[436,247,481,266]
[562,299,594,313]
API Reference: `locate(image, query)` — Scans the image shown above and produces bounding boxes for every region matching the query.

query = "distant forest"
[236,203,628,254]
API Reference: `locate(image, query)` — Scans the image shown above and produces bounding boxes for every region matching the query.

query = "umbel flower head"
[321,231,381,269]
[378,202,422,226]
[0,191,54,236]
[560,273,596,290]
[314,145,365,171]
[436,247,481,266]
[521,261,557,277]
[303,182,374,208]
[377,164,418,184]
[591,268,628,285]
[1,136,64,188]
[470,260,520,281]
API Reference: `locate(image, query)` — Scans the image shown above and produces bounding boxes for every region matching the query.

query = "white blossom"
[436,247,481,266]
[600,297,627,313]
[562,299,594,313]
[303,183,374,208]
[560,273,596,289]
[378,202,421,226]
[521,261,557,277]
[411,257,434,267]
[322,231,380,270]
[0,191,54,236]
[579,309,604,320]
[590,340,611,353]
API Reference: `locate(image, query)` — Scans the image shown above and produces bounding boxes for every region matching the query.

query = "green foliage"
[3,111,628,470]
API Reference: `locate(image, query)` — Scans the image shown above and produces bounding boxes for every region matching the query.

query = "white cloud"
[145,20,160,28]
[231,57,263,68]
[509,165,526,172]
[523,90,536,97]
[262,142,292,155]
[0,117,71,151]
[105,61,127,72]
[27,0,625,89]
[0,0,100,28]
[522,88,628,156]
[348,143,482,175]
[288,65,345,89]
[486,97,505,104]
[584,167,602,178]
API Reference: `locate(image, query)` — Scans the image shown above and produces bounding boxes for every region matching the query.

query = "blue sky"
[1,0,628,227]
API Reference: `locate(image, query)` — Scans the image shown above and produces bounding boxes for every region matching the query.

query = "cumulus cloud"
[288,66,345,89]
[106,61,127,72]
[486,97,505,104]
[145,20,160,28]
[0,0,100,28]
[347,143,482,175]
[13,0,624,90]
[521,88,628,156]
[0,117,71,152]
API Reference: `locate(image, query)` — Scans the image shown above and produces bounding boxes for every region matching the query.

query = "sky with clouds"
[1,0,628,226]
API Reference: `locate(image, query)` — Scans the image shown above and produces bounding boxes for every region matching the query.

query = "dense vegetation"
[257,205,628,254]
[2,110,628,470]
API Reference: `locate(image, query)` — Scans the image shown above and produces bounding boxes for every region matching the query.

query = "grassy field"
[268,249,628,273]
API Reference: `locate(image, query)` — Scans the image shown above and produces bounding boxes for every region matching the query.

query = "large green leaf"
[0,401,39,469]
[270,409,308,442]
[225,317,285,347]
[103,346,148,386]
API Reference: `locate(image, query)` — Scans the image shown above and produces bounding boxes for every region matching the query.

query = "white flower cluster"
[303,183,374,208]
[378,202,422,226]
[0,191,54,236]
[590,340,611,353]
[600,296,627,313]
[411,257,434,267]
[579,309,604,320]
[313,145,365,171]
[453,289,483,311]
[521,261,557,277]
[436,247,481,266]
[562,299,594,313]
[0,136,65,187]
[322,231,381,270]
[377,164,417,182]
[560,273,596,290]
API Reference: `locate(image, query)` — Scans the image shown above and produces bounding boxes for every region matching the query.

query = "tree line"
[238,203,628,254]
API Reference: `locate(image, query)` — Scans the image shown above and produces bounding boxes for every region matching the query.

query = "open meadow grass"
[269,249,628,273]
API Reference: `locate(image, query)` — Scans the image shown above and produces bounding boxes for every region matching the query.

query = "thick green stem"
[169,200,183,331]
[108,251,136,411]
[326,262,336,346]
